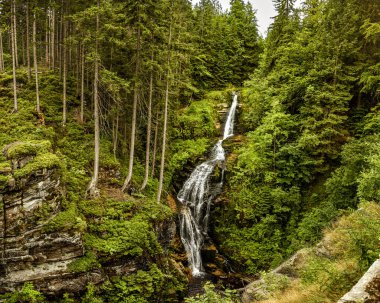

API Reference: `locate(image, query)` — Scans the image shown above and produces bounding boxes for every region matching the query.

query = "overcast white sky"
[191,0,302,36]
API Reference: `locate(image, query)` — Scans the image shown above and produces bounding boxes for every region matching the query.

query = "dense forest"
[0,0,379,302]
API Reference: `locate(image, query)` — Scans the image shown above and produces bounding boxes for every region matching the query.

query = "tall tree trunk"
[45,12,50,68]
[11,0,18,112]
[26,1,31,81]
[0,30,4,71]
[51,8,55,69]
[157,23,172,203]
[122,21,141,191]
[141,52,154,191]
[76,44,80,94]
[113,114,119,160]
[87,0,100,197]
[151,112,159,178]
[80,44,85,123]
[12,0,18,67]
[62,20,67,125]
[33,12,40,114]
[59,0,64,79]
[21,28,25,66]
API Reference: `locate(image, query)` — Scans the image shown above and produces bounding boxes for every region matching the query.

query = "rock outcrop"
[338,258,380,303]
[0,142,88,295]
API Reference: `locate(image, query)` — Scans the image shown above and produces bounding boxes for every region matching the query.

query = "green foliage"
[85,216,161,257]
[168,138,210,173]
[81,284,104,303]
[173,100,218,139]
[185,282,238,303]
[291,202,338,248]
[80,197,171,260]
[1,282,46,303]
[213,0,380,279]
[101,264,185,303]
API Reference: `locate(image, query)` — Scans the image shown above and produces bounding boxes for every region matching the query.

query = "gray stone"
[338,258,380,303]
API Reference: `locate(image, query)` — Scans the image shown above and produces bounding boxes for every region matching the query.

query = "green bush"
[1,282,45,303]
[185,282,238,303]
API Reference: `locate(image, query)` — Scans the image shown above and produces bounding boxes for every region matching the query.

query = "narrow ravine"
[177,94,238,277]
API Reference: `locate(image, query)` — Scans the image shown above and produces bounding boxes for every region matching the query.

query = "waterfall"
[223,94,238,140]
[178,94,238,276]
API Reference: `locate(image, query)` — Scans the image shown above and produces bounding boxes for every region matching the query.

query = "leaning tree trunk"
[157,23,172,203]
[141,51,154,191]
[87,0,100,197]
[11,0,18,112]
[121,21,141,192]
[33,12,40,113]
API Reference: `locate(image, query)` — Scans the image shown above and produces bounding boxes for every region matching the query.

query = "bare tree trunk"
[80,44,85,123]
[122,21,141,191]
[51,8,55,69]
[87,0,100,197]
[113,114,119,160]
[21,28,25,66]
[141,52,154,191]
[62,20,67,125]
[26,1,31,81]
[76,44,80,94]
[0,30,4,71]
[45,13,49,68]
[151,113,159,178]
[12,0,18,67]
[33,12,40,114]
[59,0,64,78]
[11,0,18,112]
[157,23,172,203]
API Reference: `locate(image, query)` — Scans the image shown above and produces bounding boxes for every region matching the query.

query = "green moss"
[43,204,86,233]
[5,140,52,160]
[13,153,61,179]
[0,174,11,190]
[68,252,101,273]
[0,161,11,174]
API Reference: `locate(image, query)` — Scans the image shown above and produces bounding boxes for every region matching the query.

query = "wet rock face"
[0,144,87,295]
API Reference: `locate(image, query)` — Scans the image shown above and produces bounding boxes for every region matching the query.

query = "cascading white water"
[178,94,238,276]
[223,94,238,140]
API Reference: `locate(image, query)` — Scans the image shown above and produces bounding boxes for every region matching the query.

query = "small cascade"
[178,94,238,277]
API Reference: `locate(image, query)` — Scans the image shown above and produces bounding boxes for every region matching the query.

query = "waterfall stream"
[178,94,238,276]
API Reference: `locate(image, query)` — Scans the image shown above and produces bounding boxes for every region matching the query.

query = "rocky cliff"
[0,141,90,295]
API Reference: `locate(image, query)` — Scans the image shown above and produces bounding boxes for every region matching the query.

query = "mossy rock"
[13,152,61,179]
[3,140,52,160]
[0,161,11,174]
[0,174,12,190]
